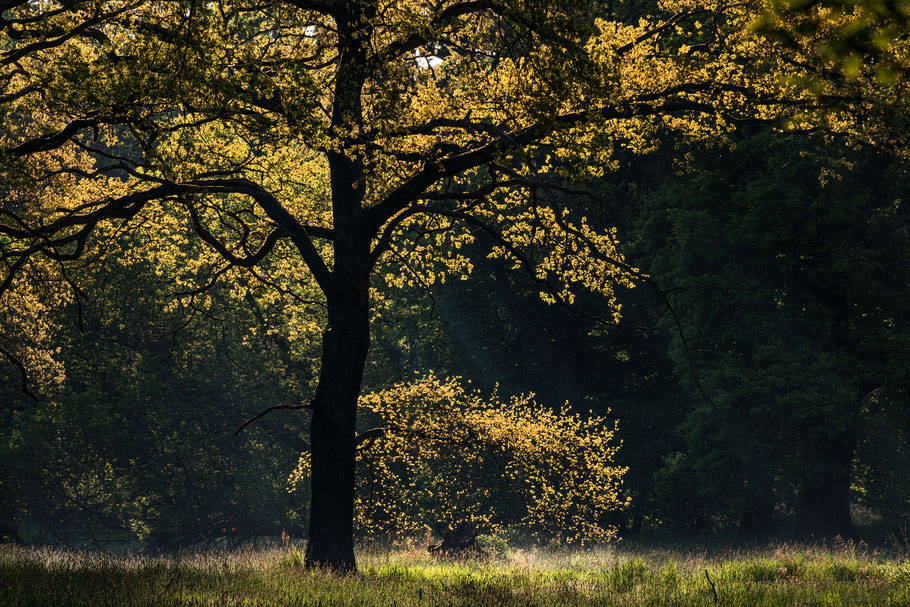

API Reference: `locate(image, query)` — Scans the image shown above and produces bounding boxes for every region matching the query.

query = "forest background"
[1,0,910,567]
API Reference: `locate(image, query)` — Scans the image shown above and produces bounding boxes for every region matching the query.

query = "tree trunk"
[739,491,775,534]
[487,259,583,405]
[794,435,856,539]
[303,0,377,569]
[304,296,370,571]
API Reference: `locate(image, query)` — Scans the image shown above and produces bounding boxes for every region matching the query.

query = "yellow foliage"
[290,375,628,545]
[3,0,906,350]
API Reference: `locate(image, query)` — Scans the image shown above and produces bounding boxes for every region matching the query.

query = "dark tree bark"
[302,224,373,571]
[302,0,374,570]
[794,435,857,539]
[487,259,583,405]
[305,305,370,570]
[0,522,25,545]
[304,236,372,568]
[739,488,775,534]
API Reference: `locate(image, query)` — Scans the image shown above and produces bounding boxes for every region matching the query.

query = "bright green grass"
[2,542,910,606]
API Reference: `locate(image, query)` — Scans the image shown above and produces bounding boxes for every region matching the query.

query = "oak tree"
[1,0,903,569]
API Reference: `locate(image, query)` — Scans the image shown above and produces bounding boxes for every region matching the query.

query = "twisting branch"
[1,1,138,68]
[355,426,388,449]
[0,179,334,297]
[615,9,710,56]
[180,179,334,297]
[172,263,234,298]
[234,400,314,436]
[182,195,289,268]
[0,344,38,401]
[363,99,718,241]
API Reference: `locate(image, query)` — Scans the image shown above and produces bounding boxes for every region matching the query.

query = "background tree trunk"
[795,435,857,539]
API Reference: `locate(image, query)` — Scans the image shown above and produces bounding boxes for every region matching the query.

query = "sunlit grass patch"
[1,542,909,606]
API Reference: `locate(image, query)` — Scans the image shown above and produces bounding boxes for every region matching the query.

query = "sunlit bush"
[290,375,628,545]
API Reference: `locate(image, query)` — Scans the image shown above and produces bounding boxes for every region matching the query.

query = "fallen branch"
[705,569,719,605]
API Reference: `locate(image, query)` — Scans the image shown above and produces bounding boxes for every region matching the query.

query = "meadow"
[2,538,910,606]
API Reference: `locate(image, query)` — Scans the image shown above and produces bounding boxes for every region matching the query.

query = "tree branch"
[183,179,335,296]
[234,400,314,436]
[363,98,717,242]
[355,426,388,449]
[0,344,38,401]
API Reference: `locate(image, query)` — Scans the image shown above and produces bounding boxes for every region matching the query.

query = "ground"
[2,539,909,606]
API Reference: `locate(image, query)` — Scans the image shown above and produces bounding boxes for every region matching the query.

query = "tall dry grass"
[2,539,909,606]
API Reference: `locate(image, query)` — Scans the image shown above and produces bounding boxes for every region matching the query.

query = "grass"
[2,540,910,606]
